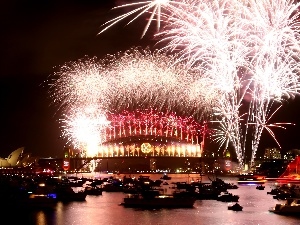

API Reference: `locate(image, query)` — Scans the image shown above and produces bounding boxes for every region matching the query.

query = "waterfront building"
[283,149,300,160]
[264,148,281,159]
[0,147,39,169]
[0,147,24,167]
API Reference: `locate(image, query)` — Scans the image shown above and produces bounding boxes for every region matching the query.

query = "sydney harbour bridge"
[62,110,213,172]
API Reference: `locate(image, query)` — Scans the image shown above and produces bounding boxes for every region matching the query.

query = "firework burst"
[60,107,110,157]
[49,47,210,157]
[50,0,300,166]
[99,0,189,38]
[248,104,295,164]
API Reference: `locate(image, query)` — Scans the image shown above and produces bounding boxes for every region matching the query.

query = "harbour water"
[6,173,300,225]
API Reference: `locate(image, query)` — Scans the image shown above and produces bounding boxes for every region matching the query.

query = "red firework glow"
[94,110,204,158]
[105,109,202,145]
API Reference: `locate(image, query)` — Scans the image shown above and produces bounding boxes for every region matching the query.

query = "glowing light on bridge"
[96,142,201,158]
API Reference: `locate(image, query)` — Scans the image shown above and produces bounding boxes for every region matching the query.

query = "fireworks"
[156,0,300,166]
[99,0,188,38]
[49,47,211,157]
[49,0,300,166]
[105,109,202,144]
[244,0,300,165]
[60,107,110,157]
[248,105,295,162]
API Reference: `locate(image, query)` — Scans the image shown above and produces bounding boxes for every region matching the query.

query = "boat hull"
[269,208,300,216]
[237,174,266,185]
[269,198,300,216]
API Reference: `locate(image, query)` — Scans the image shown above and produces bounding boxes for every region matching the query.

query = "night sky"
[1,0,300,158]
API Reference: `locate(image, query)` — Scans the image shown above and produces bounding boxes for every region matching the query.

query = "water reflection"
[13,174,300,225]
[36,211,46,225]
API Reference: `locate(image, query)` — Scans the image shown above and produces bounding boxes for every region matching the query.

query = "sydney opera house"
[0,147,38,168]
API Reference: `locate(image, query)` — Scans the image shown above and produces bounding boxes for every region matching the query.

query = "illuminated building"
[264,148,282,159]
[283,149,300,160]
[0,147,24,167]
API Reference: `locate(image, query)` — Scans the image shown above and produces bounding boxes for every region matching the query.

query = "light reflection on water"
[11,174,300,225]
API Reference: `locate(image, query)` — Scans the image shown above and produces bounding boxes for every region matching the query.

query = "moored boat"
[20,182,58,209]
[84,185,103,195]
[237,173,266,185]
[217,192,239,202]
[228,202,243,211]
[22,192,58,209]
[160,173,171,180]
[269,198,300,216]
[121,184,195,208]
[256,185,265,190]
[121,192,196,208]
[56,184,87,202]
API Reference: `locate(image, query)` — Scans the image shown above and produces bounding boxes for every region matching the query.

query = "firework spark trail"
[248,51,300,164]
[53,0,300,163]
[156,0,253,166]
[107,49,181,107]
[60,107,110,156]
[49,47,210,156]
[211,90,248,165]
[155,0,300,166]
[249,104,295,164]
[247,0,300,54]
[156,0,250,69]
[103,47,209,118]
[245,0,300,165]
[99,0,189,38]
[49,57,112,112]
[97,0,253,166]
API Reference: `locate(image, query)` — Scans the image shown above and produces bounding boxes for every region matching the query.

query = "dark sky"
[0,0,157,157]
[0,0,300,158]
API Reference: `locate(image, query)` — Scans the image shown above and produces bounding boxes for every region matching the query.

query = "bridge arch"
[81,109,205,158]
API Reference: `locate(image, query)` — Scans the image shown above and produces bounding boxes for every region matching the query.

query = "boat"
[190,181,222,200]
[273,192,294,200]
[267,188,281,195]
[269,198,300,216]
[20,182,58,209]
[22,192,58,209]
[228,203,243,211]
[256,185,265,190]
[226,183,239,189]
[121,192,196,208]
[237,173,266,185]
[68,179,86,187]
[274,156,300,184]
[56,184,87,202]
[217,192,239,202]
[84,185,103,195]
[101,182,124,192]
[121,185,195,208]
[160,173,171,180]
